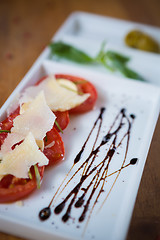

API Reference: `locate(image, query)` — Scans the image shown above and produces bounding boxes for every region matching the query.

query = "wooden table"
[0,0,160,240]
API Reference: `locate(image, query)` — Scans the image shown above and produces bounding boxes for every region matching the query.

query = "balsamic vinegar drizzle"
[39,107,138,230]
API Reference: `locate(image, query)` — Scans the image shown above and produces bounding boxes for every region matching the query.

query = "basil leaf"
[49,41,145,81]
[110,60,145,81]
[50,42,94,63]
[106,51,130,64]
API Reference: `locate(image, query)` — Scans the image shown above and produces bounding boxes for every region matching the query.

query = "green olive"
[125,30,159,53]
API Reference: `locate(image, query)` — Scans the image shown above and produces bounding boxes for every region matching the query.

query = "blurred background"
[0,0,160,240]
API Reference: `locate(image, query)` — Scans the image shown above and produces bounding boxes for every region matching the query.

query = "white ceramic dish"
[0,12,160,240]
[0,61,160,240]
[53,11,160,86]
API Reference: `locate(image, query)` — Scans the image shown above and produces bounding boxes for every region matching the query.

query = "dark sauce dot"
[130,114,136,119]
[39,207,51,221]
[121,108,126,114]
[130,158,138,165]
[74,149,84,164]
[54,201,65,214]
[62,212,70,222]
[79,214,85,222]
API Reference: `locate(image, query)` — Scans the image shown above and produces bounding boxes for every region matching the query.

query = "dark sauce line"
[39,108,105,220]
[80,109,126,180]
[39,108,125,220]
[39,108,137,230]
[55,107,105,202]
[74,158,138,211]
[81,113,135,234]
[98,115,135,212]
[76,136,117,212]
[74,137,117,211]
[106,158,138,179]
[63,113,125,221]
[78,112,129,212]
[54,109,132,223]
[74,107,105,164]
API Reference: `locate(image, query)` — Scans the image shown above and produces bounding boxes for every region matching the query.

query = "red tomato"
[0,166,44,203]
[54,111,69,131]
[43,127,65,166]
[0,107,20,131]
[0,110,64,202]
[55,74,98,113]
[37,74,97,113]
[0,107,20,147]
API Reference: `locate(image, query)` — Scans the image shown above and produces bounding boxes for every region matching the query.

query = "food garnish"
[0,130,11,133]
[125,29,160,53]
[34,165,41,189]
[0,74,97,202]
[50,41,145,81]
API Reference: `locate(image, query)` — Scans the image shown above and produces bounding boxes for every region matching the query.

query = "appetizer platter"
[0,12,160,240]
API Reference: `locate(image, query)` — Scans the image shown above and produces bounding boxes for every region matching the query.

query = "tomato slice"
[43,126,65,166]
[36,74,97,114]
[55,74,98,113]
[0,110,64,202]
[54,111,69,131]
[0,111,45,203]
[0,166,44,203]
[0,107,20,131]
[0,107,20,147]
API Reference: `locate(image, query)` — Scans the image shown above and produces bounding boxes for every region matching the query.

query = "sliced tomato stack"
[0,74,97,203]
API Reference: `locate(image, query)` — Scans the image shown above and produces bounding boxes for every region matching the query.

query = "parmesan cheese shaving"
[57,79,78,92]
[20,76,90,111]
[0,132,49,179]
[45,140,55,149]
[12,91,56,141]
[0,132,24,155]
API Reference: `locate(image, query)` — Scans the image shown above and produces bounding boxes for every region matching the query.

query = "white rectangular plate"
[0,12,160,240]
[0,61,160,240]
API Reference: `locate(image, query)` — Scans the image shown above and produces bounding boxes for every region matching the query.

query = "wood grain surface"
[0,0,160,240]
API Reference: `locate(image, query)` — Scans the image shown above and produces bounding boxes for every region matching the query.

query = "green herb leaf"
[34,165,41,189]
[49,41,145,81]
[0,130,11,133]
[109,59,145,81]
[105,51,130,64]
[50,41,94,63]
[55,119,63,134]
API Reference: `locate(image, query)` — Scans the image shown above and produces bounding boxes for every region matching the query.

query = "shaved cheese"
[57,79,78,92]
[0,132,49,179]
[0,132,24,155]
[20,76,90,112]
[45,140,55,149]
[12,91,56,141]
[20,101,31,114]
